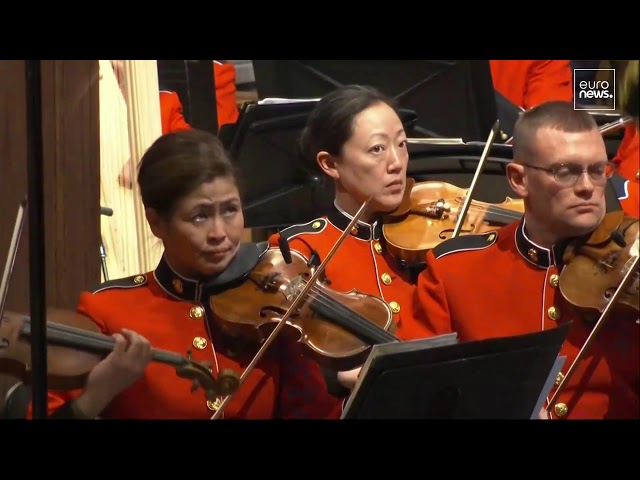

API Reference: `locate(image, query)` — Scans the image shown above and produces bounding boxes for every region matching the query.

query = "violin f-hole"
[259,305,301,319]
[259,272,282,292]
[439,226,475,240]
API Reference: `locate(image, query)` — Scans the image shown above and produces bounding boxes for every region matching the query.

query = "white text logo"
[574,69,615,111]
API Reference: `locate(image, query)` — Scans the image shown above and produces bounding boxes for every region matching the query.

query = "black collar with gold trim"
[154,242,269,301]
[328,203,382,241]
[154,257,208,302]
[515,220,568,269]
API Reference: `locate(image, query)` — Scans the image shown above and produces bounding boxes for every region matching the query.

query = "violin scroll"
[176,353,240,400]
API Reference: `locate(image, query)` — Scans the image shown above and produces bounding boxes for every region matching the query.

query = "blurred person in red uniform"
[268,85,435,396]
[490,60,574,109]
[29,129,342,419]
[610,60,639,218]
[120,61,239,189]
[159,90,192,134]
[212,60,240,128]
[397,101,638,419]
[159,60,239,135]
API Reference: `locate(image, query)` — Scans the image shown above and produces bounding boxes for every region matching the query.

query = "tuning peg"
[218,369,241,396]
[186,349,193,360]
[191,379,200,393]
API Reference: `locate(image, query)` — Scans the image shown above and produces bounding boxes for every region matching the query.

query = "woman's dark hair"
[299,85,400,172]
[137,128,237,218]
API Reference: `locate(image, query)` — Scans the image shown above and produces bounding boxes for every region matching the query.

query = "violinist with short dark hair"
[29,129,342,420]
[399,101,639,419]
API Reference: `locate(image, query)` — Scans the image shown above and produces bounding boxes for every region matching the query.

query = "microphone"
[101,206,114,217]
[278,234,292,264]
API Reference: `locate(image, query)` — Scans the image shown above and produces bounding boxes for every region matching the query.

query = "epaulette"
[432,231,498,260]
[608,173,629,207]
[91,274,148,294]
[278,218,327,241]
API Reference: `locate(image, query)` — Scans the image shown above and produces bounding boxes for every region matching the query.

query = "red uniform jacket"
[402,219,639,419]
[159,90,192,134]
[268,203,432,344]
[213,61,240,127]
[490,60,574,109]
[37,252,342,419]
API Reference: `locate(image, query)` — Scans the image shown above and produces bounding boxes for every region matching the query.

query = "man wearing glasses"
[401,100,639,420]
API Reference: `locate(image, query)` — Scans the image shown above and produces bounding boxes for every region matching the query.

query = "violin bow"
[0,197,28,323]
[598,114,634,136]
[451,120,500,238]
[209,195,376,419]
[546,236,639,411]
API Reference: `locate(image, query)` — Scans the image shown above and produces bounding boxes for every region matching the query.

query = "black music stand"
[252,60,498,142]
[342,323,571,419]
[221,99,419,229]
[405,141,517,204]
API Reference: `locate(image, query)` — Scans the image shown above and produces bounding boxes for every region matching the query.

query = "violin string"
[288,283,398,344]
[412,203,522,224]
[454,204,522,222]
[23,319,116,352]
[22,319,181,364]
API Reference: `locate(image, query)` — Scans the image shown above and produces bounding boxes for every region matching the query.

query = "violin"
[546,210,639,409]
[209,247,399,372]
[208,194,406,419]
[559,210,639,315]
[0,308,240,400]
[382,178,524,266]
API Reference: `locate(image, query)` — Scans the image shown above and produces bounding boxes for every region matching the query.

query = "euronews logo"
[574,68,615,111]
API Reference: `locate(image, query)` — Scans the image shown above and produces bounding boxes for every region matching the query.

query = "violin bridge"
[283,276,305,303]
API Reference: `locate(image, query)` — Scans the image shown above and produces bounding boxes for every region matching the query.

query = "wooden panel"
[0,60,28,415]
[42,60,101,308]
[0,60,100,312]
[0,60,30,314]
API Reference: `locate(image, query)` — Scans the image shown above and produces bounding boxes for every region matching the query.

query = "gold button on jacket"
[192,337,208,349]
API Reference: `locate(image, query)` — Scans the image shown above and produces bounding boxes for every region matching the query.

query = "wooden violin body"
[209,248,398,371]
[560,213,639,315]
[382,179,524,266]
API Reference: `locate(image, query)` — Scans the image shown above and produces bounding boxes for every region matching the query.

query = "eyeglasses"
[521,161,615,186]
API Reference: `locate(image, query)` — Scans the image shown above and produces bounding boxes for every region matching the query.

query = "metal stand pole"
[25,60,48,419]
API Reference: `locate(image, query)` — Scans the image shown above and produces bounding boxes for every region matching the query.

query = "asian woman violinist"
[267,85,435,395]
[29,128,343,420]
